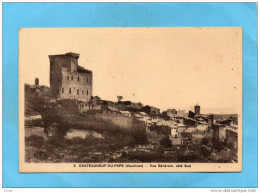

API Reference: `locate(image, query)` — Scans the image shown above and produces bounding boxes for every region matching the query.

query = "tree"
[160,136,172,148]
[200,145,211,158]
[117,96,123,103]
[201,137,209,145]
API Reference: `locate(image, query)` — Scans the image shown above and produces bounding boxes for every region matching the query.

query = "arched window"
[71,76,73,80]
[61,88,64,94]
[78,76,80,81]
[69,88,71,94]
[87,90,88,95]
[67,76,69,80]
[77,89,79,95]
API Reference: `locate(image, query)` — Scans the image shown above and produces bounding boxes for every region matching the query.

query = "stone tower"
[49,52,92,102]
[194,103,200,116]
[35,78,39,86]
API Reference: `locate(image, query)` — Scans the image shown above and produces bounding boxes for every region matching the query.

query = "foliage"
[201,137,209,145]
[160,136,172,148]
[214,141,225,151]
[127,151,162,162]
[25,135,45,149]
[200,145,211,157]
[117,96,123,102]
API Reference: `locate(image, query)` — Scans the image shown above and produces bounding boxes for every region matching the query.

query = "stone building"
[177,110,185,117]
[166,109,177,118]
[49,52,92,103]
[142,105,160,115]
[194,103,200,116]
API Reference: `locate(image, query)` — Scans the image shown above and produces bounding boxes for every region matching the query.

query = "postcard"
[19,27,242,172]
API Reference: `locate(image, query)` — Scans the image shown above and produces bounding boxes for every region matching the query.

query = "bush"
[25,118,43,127]
[200,145,211,158]
[214,141,225,151]
[201,137,209,145]
[160,136,172,148]
[226,142,234,149]
[25,135,46,148]
[128,151,162,162]
[131,130,148,145]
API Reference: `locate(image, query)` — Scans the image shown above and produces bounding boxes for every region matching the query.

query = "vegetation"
[160,137,172,148]
[24,84,238,163]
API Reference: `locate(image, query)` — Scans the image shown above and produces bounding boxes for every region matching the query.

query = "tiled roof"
[77,65,92,73]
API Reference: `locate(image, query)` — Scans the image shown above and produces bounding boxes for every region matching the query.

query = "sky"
[19,27,242,114]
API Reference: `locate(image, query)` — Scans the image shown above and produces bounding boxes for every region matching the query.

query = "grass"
[25,130,143,163]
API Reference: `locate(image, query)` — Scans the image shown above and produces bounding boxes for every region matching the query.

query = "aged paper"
[19,27,242,172]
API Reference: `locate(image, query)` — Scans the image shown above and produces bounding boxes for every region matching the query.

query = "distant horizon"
[20,28,241,115]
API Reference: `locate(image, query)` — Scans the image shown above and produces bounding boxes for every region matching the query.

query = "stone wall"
[59,70,92,102]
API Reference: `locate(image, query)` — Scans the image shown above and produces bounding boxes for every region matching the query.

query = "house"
[139,112,148,116]
[219,117,238,127]
[160,111,171,121]
[169,132,192,145]
[213,124,238,147]
[197,122,208,132]
[196,117,205,122]
[175,116,185,123]
[155,120,179,137]
[177,123,187,133]
[177,110,185,117]
[170,127,178,138]
[166,109,177,118]
[133,113,143,120]
[120,111,131,117]
[156,119,171,126]
[133,112,152,124]
[149,124,171,135]
[151,118,163,125]
[142,105,160,115]
[183,117,197,127]
[185,127,198,133]
[188,111,195,119]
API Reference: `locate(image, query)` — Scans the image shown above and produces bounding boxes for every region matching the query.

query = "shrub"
[200,145,211,158]
[160,136,172,148]
[214,141,225,151]
[201,137,209,145]
[226,142,234,149]
[25,135,45,148]
[128,151,162,162]
[131,130,148,145]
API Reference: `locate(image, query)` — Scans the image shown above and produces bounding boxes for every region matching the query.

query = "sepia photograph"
[19,27,242,172]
